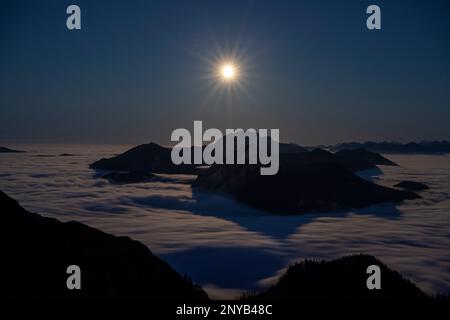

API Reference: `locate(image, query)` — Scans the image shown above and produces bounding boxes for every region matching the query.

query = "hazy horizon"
[1,136,450,148]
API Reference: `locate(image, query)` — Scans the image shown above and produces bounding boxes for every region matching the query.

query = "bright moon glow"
[221,64,236,80]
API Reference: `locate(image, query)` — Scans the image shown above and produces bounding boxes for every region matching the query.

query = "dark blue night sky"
[1,0,449,144]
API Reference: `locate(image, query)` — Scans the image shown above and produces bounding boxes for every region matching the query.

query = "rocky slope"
[2,192,442,301]
[1,191,207,300]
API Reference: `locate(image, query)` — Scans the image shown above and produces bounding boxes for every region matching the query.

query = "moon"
[220,63,237,81]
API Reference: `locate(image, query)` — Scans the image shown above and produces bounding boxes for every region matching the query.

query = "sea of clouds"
[1,144,449,299]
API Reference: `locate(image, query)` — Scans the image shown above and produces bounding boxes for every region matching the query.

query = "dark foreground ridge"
[248,254,429,300]
[1,191,446,302]
[0,191,207,300]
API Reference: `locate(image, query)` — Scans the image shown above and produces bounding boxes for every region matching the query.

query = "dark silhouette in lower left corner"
[0,190,208,300]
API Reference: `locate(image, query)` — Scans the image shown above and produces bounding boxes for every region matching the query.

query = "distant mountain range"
[326,141,450,154]
[3,140,450,155]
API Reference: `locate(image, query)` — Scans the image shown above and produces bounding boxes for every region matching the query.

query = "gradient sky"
[1,0,449,145]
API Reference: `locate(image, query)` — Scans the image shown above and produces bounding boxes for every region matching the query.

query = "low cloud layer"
[1,145,449,297]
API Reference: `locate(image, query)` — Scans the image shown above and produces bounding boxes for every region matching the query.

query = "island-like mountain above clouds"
[90,142,199,174]
[90,141,308,173]
[194,153,415,215]
[90,141,396,175]
[90,141,415,214]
